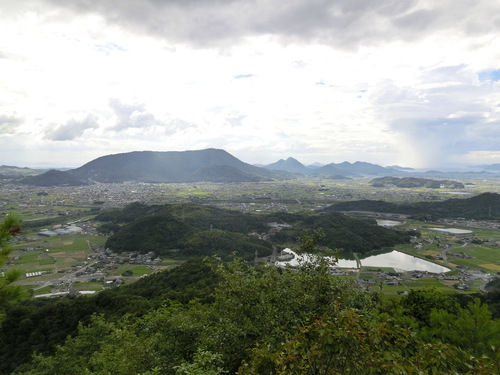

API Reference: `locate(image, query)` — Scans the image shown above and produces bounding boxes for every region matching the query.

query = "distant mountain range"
[263,157,401,177]
[8,149,500,186]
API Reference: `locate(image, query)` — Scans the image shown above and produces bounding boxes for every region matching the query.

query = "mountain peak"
[21,149,277,185]
[264,157,307,173]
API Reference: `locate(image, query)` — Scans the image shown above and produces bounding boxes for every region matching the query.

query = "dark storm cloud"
[109,99,156,130]
[0,114,23,134]
[44,114,99,141]
[45,0,500,48]
[372,65,500,166]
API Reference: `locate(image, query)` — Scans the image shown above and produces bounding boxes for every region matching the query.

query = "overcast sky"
[1,0,500,169]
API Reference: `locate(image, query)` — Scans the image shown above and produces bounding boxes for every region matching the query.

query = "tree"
[399,288,457,326]
[174,350,227,375]
[0,214,23,314]
[240,309,498,375]
[203,257,373,373]
[427,298,500,357]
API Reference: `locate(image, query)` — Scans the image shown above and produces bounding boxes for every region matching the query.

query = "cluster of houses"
[96,249,163,265]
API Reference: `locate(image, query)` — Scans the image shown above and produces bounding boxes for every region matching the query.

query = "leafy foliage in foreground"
[0,215,24,314]
[7,259,500,375]
[0,260,218,374]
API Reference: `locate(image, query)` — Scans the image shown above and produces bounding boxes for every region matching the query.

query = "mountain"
[262,159,398,177]
[20,149,281,185]
[313,161,398,177]
[474,163,500,171]
[264,157,309,174]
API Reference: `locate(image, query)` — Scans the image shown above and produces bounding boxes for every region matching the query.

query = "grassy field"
[14,235,106,272]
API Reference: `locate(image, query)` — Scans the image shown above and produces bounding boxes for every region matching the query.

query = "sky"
[1,0,500,169]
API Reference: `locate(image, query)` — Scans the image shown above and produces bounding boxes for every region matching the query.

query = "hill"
[317,161,395,176]
[97,202,272,260]
[97,202,413,257]
[20,149,282,185]
[3,258,497,374]
[330,192,500,220]
[370,176,465,188]
[0,165,46,181]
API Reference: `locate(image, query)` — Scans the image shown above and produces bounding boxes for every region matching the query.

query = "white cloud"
[0,114,23,134]
[44,114,99,141]
[0,0,499,168]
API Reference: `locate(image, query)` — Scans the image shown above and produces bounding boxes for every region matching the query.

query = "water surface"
[278,249,450,273]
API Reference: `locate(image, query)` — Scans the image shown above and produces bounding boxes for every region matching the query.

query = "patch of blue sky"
[233,74,255,79]
[95,42,126,55]
[478,69,500,83]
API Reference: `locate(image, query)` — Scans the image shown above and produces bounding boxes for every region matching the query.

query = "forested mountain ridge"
[331,192,500,220]
[97,202,273,259]
[97,202,414,257]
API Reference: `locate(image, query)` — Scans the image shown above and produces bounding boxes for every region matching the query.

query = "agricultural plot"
[447,245,500,271]
[14,235,105,270]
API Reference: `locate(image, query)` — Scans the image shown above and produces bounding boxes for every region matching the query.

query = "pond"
[376,220,402,227]
[277,249,450,273]
[429,227,473,234]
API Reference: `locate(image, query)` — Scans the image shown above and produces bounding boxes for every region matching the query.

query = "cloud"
[0,114,23,134]
[44,114,99,141]
[226,113,246,127]
[109,99,156,131]
[45,0,500,49]
[370,65,500,167]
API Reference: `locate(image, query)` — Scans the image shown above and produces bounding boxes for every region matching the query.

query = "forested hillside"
[370,176,464,189]
[1,258,498,374]
[0,260,218,374]
[331,192,500,220]
[97,202,414,257]
[97,203,272,259]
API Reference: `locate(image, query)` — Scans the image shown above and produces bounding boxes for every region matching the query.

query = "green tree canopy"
[0,215,23,315]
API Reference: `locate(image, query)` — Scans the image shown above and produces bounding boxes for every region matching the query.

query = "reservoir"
[277,249,450,273]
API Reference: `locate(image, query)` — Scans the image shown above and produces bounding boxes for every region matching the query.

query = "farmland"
[2,177,500,297]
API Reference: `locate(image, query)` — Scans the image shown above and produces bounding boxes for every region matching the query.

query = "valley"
[3,176,500,297]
